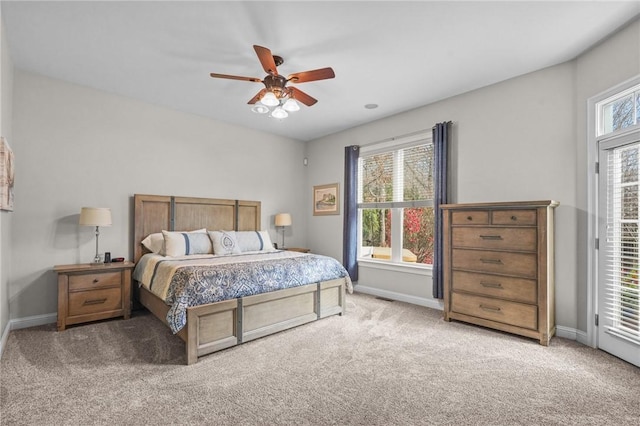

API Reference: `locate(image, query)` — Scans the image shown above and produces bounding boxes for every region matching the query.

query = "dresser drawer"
[451,210,489,225]
[451,227,537,251]
[68,287,122,316]
[451,271,537,304]
[492,209,537,226]
[451,292,538,330]
[452,249,537,278]
[69,271,121,291]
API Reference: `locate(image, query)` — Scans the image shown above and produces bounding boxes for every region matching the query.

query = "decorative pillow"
[235,231,277,252]
[141,232,164,254]
[209,231,242,255]
[161,229,211,256]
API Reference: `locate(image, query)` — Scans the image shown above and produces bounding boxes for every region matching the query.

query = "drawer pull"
[467,216,473,221]
[480,304,501,312]
[480,281,503,289]
[480,235,503,240]
[83,298,107,306]
[480,258,503,264]
[93,279,99,283]
[511,215,518,221]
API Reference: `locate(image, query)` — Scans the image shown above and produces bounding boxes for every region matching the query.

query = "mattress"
[133,250,352,333]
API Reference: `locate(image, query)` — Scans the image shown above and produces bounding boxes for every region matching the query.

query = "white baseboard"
[0,312,58,357]
[556,325,589,345]
[10,312,57,331]
[0,320,9,359]
[354,285,444,311]
[0,312,57,358]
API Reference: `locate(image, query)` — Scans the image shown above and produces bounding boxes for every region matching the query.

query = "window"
[597,84,640,136]
[605,143,640,338]
[357,134,433,266]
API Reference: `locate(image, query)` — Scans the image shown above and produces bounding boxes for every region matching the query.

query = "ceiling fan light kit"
[211,45,335,120]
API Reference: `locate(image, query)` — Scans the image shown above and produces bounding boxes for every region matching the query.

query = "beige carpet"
[1,292,639,425]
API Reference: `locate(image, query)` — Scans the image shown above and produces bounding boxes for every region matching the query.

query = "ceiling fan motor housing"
[263,74,288,98]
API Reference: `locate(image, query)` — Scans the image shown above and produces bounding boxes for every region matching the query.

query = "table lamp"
[275,213,292,249]
[79,207,112,264]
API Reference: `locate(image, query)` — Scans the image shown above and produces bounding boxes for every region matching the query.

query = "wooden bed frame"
[133,194,347,364]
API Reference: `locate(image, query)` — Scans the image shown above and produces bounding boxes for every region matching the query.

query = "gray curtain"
[343,145,359,282]
[433,122,451,299]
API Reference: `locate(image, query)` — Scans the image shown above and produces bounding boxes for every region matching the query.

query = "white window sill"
[358,258,432,276]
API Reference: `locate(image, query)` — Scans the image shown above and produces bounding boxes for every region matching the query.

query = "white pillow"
[235,231,277,252]
[162,229,211,257]
[142,228,207,254]
[141,232,164,254]
[209,231,242,255]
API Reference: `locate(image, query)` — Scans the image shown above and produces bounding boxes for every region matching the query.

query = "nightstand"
[284,247,311,253]
[54,261,135,331]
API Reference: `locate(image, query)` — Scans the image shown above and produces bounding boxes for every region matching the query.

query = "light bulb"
[251,103,269,114]
[271,107,288,119]
[261,91,279,107]
[283,98,300,112]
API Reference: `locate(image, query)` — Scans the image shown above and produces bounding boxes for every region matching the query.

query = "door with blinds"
[598,131,640,367]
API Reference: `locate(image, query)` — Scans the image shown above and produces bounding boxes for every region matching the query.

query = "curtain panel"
[343,145,360,282]
[433,121,451,299]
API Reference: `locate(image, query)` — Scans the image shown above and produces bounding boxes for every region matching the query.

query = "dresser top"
[440,200,559,209]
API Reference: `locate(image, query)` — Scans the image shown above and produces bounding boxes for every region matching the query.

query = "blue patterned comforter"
[133,251,353,333]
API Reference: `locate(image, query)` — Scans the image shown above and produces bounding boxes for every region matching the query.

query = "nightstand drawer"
[69,271,121,291]
[451,292,538,330]
[68,287,122,316]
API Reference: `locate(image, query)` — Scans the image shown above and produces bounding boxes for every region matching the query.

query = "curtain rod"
[359,128,431,148]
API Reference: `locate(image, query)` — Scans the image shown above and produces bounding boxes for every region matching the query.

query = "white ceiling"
[2,1,639,142]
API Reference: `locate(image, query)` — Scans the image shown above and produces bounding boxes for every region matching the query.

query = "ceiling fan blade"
[289,87,317,106]
[248,89,267,105]
[288,67,335,83]
[210,73,262,83]
[253,45,278,75]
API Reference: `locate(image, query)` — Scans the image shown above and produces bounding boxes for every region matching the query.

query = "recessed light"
[364,104,378,109]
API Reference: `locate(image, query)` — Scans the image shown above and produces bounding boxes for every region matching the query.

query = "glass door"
[598,132,640,367]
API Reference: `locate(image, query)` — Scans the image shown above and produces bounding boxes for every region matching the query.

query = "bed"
[132,194,352,364]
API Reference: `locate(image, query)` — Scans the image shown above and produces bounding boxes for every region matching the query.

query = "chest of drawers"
[441,201,558,345]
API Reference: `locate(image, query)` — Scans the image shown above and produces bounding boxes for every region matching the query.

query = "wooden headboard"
[133,194,261,263]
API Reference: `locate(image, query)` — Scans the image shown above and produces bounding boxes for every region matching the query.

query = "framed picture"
[313,183,340,216]
[0,137,14,212]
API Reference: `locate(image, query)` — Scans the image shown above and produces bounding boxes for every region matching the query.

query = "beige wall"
[574,19,640,332]
[1,11,14,342]
[9,71,306,320]
[307,18,640,334]
[307,63,577,321]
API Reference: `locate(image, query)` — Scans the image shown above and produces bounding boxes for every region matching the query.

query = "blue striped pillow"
[235,231,276,252]
[162,230,212,256]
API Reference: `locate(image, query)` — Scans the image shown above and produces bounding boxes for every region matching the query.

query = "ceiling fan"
[210,45,335,118]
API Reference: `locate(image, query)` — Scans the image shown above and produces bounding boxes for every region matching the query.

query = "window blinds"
[604,142,640,343]
[358,141,434,209]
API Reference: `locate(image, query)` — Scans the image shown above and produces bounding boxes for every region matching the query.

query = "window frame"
[596,83,640,137]
[357,132,433,270]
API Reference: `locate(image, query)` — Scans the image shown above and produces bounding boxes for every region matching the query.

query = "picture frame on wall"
[313,183,340,216]
[0,136,15,212]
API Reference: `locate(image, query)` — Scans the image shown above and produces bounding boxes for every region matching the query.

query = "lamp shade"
[275,213,292,227]
[79,207,112,227]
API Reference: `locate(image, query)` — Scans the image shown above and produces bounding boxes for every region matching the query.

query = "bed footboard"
[138,278,347,365]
